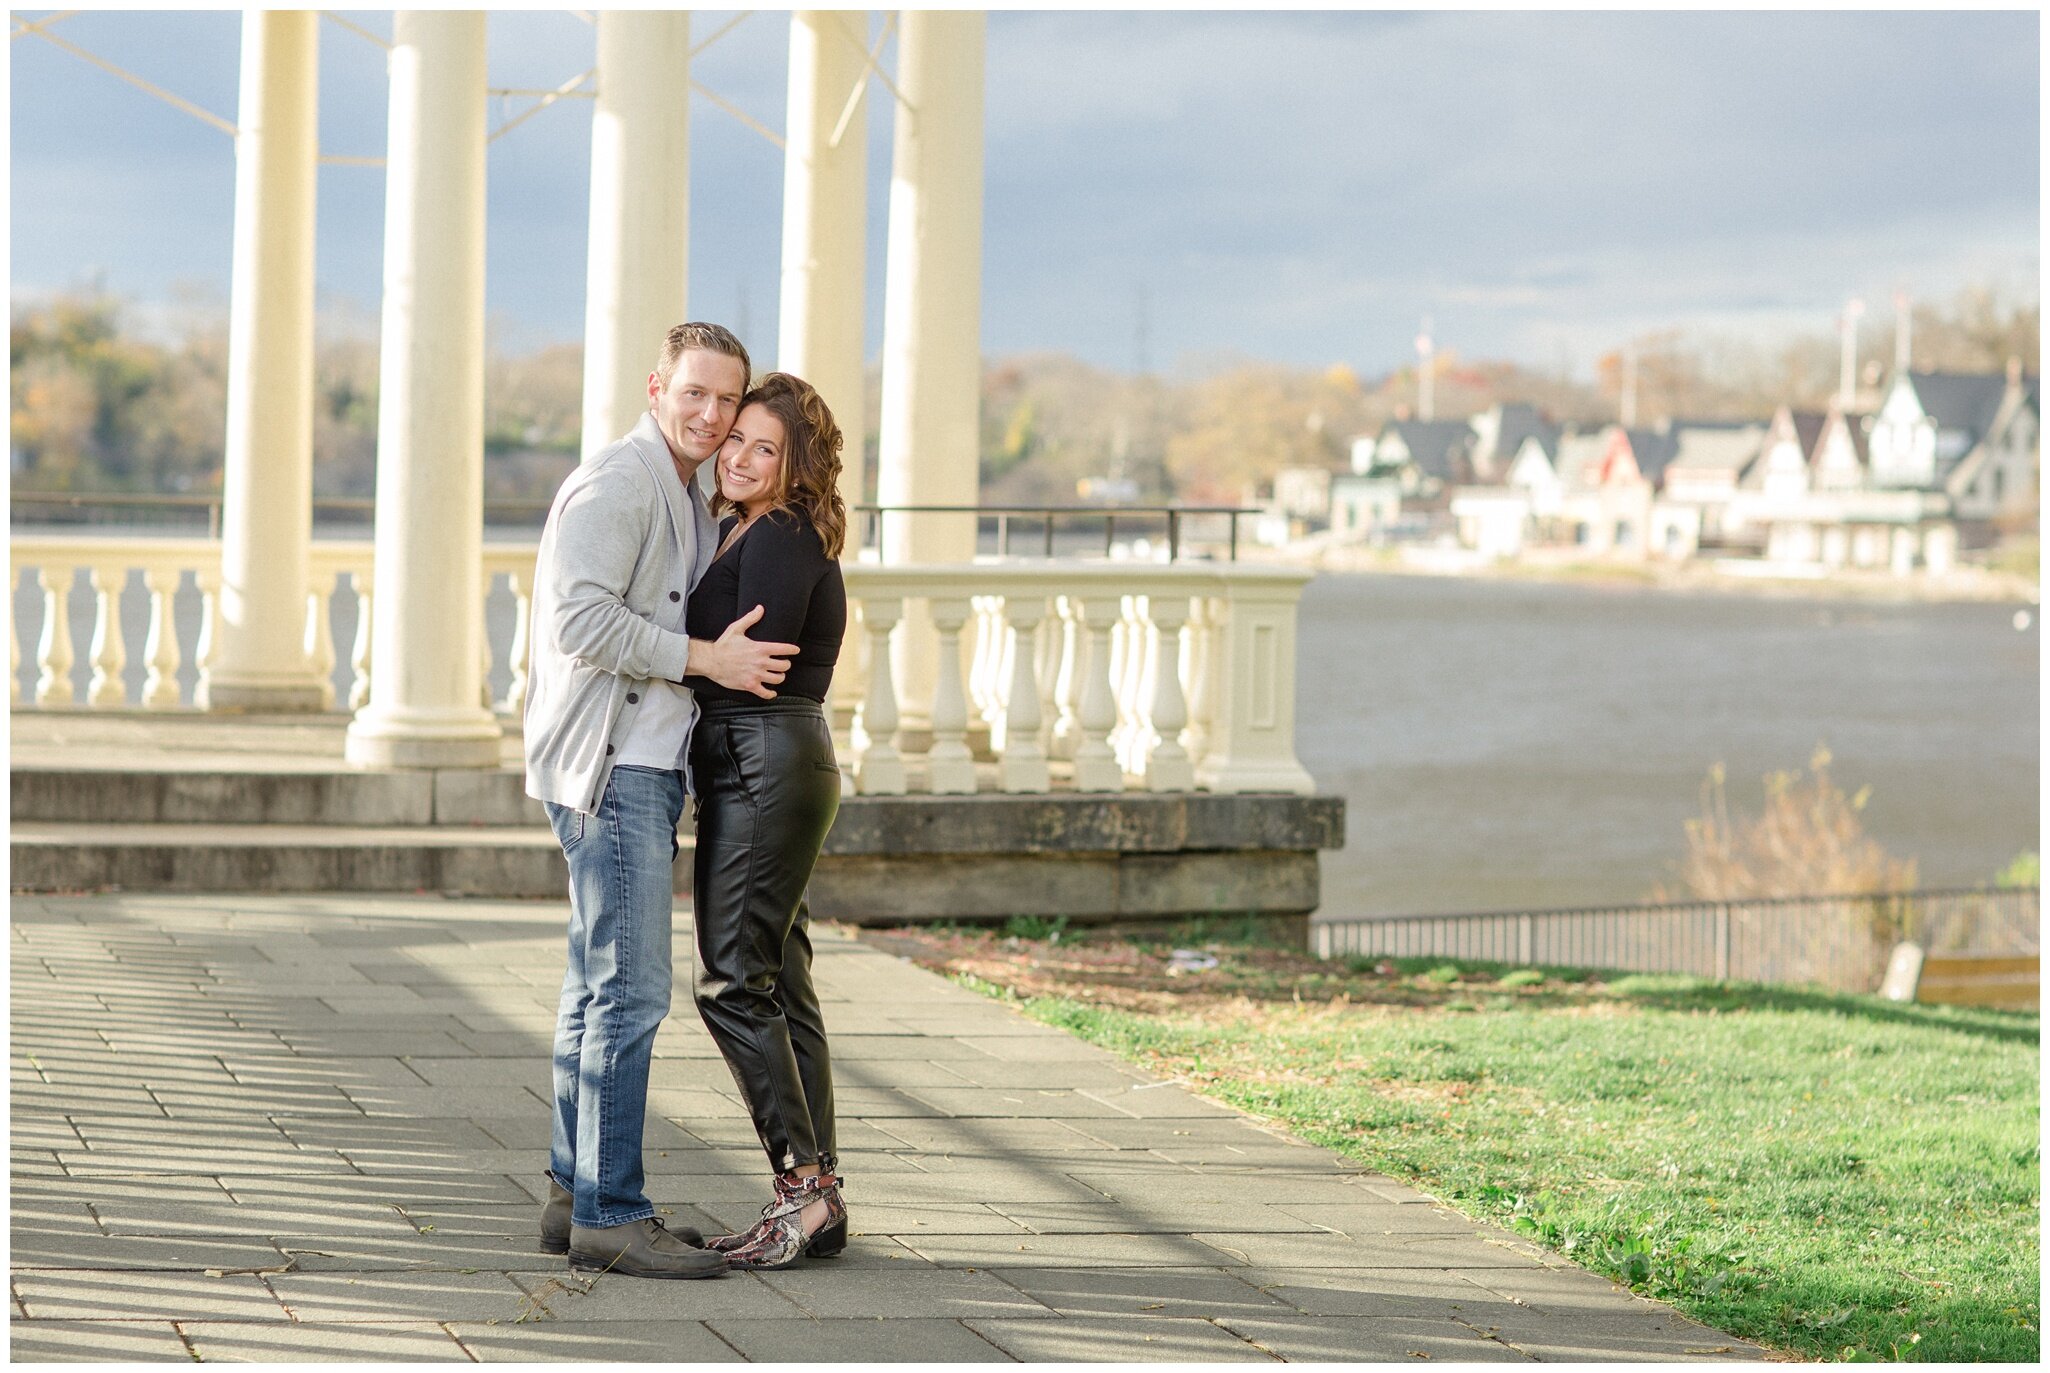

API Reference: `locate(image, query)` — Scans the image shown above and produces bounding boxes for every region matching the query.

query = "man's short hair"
[656,322,751,391]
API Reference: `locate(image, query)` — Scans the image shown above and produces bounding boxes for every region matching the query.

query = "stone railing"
[8,534,1314,796]
[7,534,536,716]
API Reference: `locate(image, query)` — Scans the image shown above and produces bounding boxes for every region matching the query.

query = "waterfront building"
[1467,402,1559,483]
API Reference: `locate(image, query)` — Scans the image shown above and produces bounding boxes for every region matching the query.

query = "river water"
[1298,573,2039,919]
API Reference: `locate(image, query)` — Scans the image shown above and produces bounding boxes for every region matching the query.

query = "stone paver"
[179,1322,468,1362]
[448,1319,744,1362]
[8,1320,193,1362]
[8,893,1773,1363]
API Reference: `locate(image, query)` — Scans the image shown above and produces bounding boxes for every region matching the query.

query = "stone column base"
[345,706,502,769]
[199,675,331,713]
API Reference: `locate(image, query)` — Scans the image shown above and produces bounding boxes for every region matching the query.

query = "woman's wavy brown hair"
[713,371,847,559]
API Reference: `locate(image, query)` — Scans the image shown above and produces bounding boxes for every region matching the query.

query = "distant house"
[1941,369,2038,524]
[1807,407,1871,492]
[1868,370,2005,488]
[1505,432,1567,517]
[1549,425,1656,556]
[1328,473,1403,538]
[1551,429,1609,494]
[1358,419,1477,502]
[1745,408,1829,500]
[1271,465,1333,521]
[1663,424,1765,503]
[1622,427,1683,490]
[1467,403,1559,484]
[1656,422,1765,546]
[1719,397,1955,575]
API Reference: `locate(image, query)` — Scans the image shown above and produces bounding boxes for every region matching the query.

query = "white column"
[780,11,868,535]
[203,9,325,711]
[877,11,984,720]
[580,10,691,458]
[345,11,501,769]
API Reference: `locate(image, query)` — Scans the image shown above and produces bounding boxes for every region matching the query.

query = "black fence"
[1314,887,2041,995]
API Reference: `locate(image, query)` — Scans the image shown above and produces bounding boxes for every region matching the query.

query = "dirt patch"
[855,925,1631,1021]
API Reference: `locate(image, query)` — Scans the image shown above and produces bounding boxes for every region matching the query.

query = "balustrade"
[9,535,1314,795]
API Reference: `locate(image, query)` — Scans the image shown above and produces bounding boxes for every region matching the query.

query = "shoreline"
[1276,543,2040,606]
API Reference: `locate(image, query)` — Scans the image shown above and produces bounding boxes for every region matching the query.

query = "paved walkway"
[10,893,1772,1363]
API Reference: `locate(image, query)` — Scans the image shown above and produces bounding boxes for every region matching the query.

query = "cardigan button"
[606,745,615,756]
[626,692,639,704]
[669,590,681,602]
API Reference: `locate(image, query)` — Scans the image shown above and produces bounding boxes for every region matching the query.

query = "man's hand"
[688,604,797,698]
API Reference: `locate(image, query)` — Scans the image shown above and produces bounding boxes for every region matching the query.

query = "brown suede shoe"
[541,1176,703,1255]
[567,1217,727,1279]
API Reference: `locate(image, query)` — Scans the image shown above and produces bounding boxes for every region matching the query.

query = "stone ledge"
[14,766,1345,854]
[823,792,1344,857]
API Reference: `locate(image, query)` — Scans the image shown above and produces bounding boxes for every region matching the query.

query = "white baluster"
[1115,595,1153,774]
[1049,595,1081,761]
[968,595,1000,725]
[194,568,222,706]
[996,595,1049,793]
[851,597,906,795]
[925,596,976,794]
[305,576,337,711]
[347,573,373,712]
[87,567,128,708]
[1070,596,1124,792]
[987,597,1014,729]
[1105,596,1133,768]
[35,566,76,707]
[1034,600,1060,752]
[141,569,184,709]
[506,570,532,719]
[1139,594,1194,791]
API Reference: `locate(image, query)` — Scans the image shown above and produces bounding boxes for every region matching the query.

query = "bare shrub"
[1660,746,1918,903]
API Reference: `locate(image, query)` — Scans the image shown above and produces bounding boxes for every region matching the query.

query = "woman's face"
[719,403,785,515]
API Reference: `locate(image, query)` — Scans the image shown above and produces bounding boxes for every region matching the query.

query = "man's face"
[648,348,747,472]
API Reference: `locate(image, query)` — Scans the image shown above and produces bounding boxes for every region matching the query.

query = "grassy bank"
[867,926,2040,1362]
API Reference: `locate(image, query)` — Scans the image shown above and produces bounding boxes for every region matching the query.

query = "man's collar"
[629,411,703,488]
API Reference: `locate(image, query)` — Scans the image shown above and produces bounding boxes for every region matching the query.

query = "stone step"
[8,821,616,898]
[12,766,542,828]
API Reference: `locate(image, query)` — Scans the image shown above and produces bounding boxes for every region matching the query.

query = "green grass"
[956,961,2040,1362]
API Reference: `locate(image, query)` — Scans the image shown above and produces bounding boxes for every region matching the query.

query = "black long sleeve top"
[680,508,845,705]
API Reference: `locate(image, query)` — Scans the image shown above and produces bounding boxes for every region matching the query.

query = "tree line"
[11,285,2037,509]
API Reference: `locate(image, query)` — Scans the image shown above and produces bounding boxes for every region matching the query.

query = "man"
[523,322,796,1279]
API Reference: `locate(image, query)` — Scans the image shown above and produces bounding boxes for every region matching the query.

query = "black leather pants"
[688,696,840,1174]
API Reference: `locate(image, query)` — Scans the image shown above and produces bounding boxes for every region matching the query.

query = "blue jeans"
[545,765,684,1229]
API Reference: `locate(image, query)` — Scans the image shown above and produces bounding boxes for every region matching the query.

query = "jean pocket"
[547,804,586,852]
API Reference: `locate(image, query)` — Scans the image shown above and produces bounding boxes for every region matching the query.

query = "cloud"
[9,9,2038,379]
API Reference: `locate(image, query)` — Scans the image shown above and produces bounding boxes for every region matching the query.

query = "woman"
[681,371,849,1269]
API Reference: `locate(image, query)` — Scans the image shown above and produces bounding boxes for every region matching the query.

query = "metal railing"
[12,493,1264,561]
[855,504,1263,563]
[10,491,555,535]
[1314,887,2041,996]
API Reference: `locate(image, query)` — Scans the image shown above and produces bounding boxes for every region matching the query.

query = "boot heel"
[805,1217,847,1258]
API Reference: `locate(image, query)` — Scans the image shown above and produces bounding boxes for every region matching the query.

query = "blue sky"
[8,8,2040,379]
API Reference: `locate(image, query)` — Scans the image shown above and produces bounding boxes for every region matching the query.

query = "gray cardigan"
[523,412,717,813]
